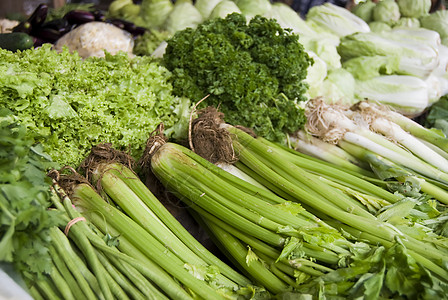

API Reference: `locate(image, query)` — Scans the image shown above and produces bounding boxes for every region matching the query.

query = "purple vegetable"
[64,10,96,25]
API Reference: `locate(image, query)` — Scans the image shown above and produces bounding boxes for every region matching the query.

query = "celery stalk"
[202,218,290,295]
[71,183,228,300]
[101,163,252,286]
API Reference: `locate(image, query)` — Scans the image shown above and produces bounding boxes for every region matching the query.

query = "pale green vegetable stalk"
[69,180,232,300]
[289,130,373,176]
[227,126,448,280]
[84,155,251,288]
[347,110,448,173]
[46,182,178,300]
[336,140,448,205]
[148,140,381,294]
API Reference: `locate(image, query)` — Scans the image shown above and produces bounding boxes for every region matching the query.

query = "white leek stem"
[355,101,448,152]
[370,117,448,173]
[417,138,448,161]
[343,132,448,184]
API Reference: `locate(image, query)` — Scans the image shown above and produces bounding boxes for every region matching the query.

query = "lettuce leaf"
[0,45,189,167]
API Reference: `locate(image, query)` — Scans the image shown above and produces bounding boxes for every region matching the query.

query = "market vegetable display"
[163,12,312,142]
[2,1,448,299]
[0,110,59,278]
[0,45,190,167]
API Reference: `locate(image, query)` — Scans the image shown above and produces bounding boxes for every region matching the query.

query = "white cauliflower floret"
[0,19,19,33]
[54,21,134,58]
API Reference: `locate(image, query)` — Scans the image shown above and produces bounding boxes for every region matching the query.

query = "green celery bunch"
[147,135,403,297]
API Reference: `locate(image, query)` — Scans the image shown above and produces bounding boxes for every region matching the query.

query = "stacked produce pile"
[1,0,448,299]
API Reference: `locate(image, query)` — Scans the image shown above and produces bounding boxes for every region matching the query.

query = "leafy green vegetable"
[0,109,60,277]
[0,44,189,167]
[369,21,392,33]
[342,55,401,80]
[337,29,439,78]
[352,0,376,23]
[162,13,312,142]
[163,1,203,33]
[140,0,173,29]
[393,17,421,29]
[306,3,370,38]
[235,0,272,19]
[420,10,448,46]
[195,0,224,19]
[133,29,172,56]
[209,0,242,19]
[353,75,430,114]
[396,0,431,18]
[372,0,401,25]
[425,94,448,136]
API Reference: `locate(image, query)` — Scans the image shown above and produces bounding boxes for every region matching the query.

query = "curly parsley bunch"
[163,13,313,142]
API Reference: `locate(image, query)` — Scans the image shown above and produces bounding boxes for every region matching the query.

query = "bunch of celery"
[145,125,446,298]
[147,110,447,297]
[60,147,268,300]
[30,180,177,300]
[228,124,448,297]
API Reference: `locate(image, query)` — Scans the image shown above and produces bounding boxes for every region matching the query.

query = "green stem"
[72,183,227,300]
[93,165,206,267]
[48,263,76,300]
[202,217,290,295]
[105,163,252,287]
[197,205,341,266]
[49,244,87,300]
[49,227,100,300]
[85,212,193,300]
[95,250,145,300]
[106,255,169,300]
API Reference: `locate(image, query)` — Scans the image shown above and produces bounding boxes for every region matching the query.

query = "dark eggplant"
[12,21,32,34]
[12,4,48,34]
[108,19,147,36]
[64,10,96,25]
[28,4,48,28]
[33,27,62,43]
[93,10,107,22]
[33,36,45,47]
[40,18,72,36]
